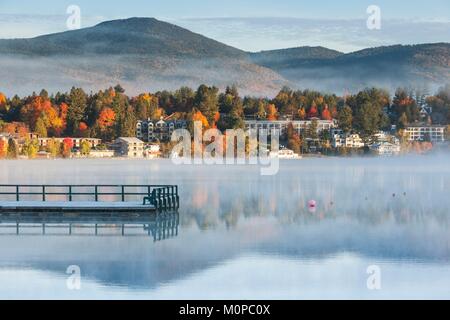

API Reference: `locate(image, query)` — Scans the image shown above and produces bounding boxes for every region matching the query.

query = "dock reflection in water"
[0,211,179,242]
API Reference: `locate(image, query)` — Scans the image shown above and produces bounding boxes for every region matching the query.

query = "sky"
[0,0,449,52]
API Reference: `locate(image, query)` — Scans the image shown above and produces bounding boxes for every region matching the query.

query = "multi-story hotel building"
[404,125,446,142]
[136,118,188,142]
[244,118,337,136]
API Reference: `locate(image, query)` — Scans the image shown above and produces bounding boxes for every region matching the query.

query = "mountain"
[250,43,450,92]
[0,17,286,96]
[250,46,344,69]
[1,17,448,96]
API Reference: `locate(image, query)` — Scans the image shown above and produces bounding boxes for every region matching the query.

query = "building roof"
[406,124,446,128]
[117,137,144,144]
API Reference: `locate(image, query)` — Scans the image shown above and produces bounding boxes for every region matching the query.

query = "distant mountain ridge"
[0,18,246,58]
[0,18,285,96]
[0,17,449,96]
[250,43,450,92]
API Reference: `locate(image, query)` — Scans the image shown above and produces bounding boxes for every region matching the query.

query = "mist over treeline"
[0,83,449,144]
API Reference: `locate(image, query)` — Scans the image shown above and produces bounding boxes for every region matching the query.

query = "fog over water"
[0,156,449,299]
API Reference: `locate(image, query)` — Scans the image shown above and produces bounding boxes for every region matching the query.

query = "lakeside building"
[144,144,161,159]
[38,137,102,149]
[371,131,400,144]
[270,148,302,159]
[73,149,115,158]
[136,118,188,142]
[369,141,401,155]
[331,129,364,148]
[113,137,145,158]
[244,118,337,136]
[404,125,446,142]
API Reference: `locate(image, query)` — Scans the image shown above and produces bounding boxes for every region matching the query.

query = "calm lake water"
[0,156,449,299]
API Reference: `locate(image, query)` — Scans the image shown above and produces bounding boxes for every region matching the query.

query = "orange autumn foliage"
[0,139,7,158]
[0,92,6,108]
[21,96,63,133]
[97,107,116,130]
[307,103,319,119]
[78,122,88,132]
[321,105,332,120]
[266,104,278,121]
[192,110,209,128]
[2,122,29,138]
[298,107,306,120]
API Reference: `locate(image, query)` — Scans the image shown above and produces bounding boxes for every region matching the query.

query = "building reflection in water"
[0,211,179,242]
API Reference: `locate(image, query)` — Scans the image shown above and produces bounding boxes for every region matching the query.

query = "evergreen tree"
[194,85,219,125]
[118,106,137,137]
[66,87,87,135]
[338,105,353,133]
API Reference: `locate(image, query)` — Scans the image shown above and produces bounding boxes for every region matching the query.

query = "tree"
[398,112,409,129]
[61,138,74,158]
[256,101,267,119]
[46,138,60,158]
[392,88,419,124]
[66,87,87,135]
[194,85,219,125]
[348,87,390,136]
[338,105,353,133]
[117,106,137,137]
[173,87,195,113]
[266,104,278,120]
[0,139,7,158]
[35,116,48,137]
[286,123,301,154]
[22,138,38,158]
[7,138,18,158]
[80,140,91,156]
[298,107,306,120]
[97,107,116,130]
[321,105,332,120]
[307,103,319,119]
[191,110,209,128]
[306,119,319,139]
[77,122,89,137]
[0,92,7,114]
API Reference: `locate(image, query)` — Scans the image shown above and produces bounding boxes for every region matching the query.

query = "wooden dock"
[0,210,179,240]
[0,184,179,215]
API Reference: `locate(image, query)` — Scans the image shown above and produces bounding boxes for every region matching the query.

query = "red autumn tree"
[97,107,116,130]
[307,103,319,119]
[62,138,74,158]
[321,105,332,120]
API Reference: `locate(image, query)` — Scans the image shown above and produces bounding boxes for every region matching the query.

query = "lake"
[0,155,449,299]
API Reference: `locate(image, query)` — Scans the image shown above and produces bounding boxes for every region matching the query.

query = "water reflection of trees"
[179,170,450,229]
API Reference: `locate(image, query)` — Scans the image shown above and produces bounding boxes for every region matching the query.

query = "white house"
[144,144,161,159]
[331,129,364,148]
[369,141,401,155]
